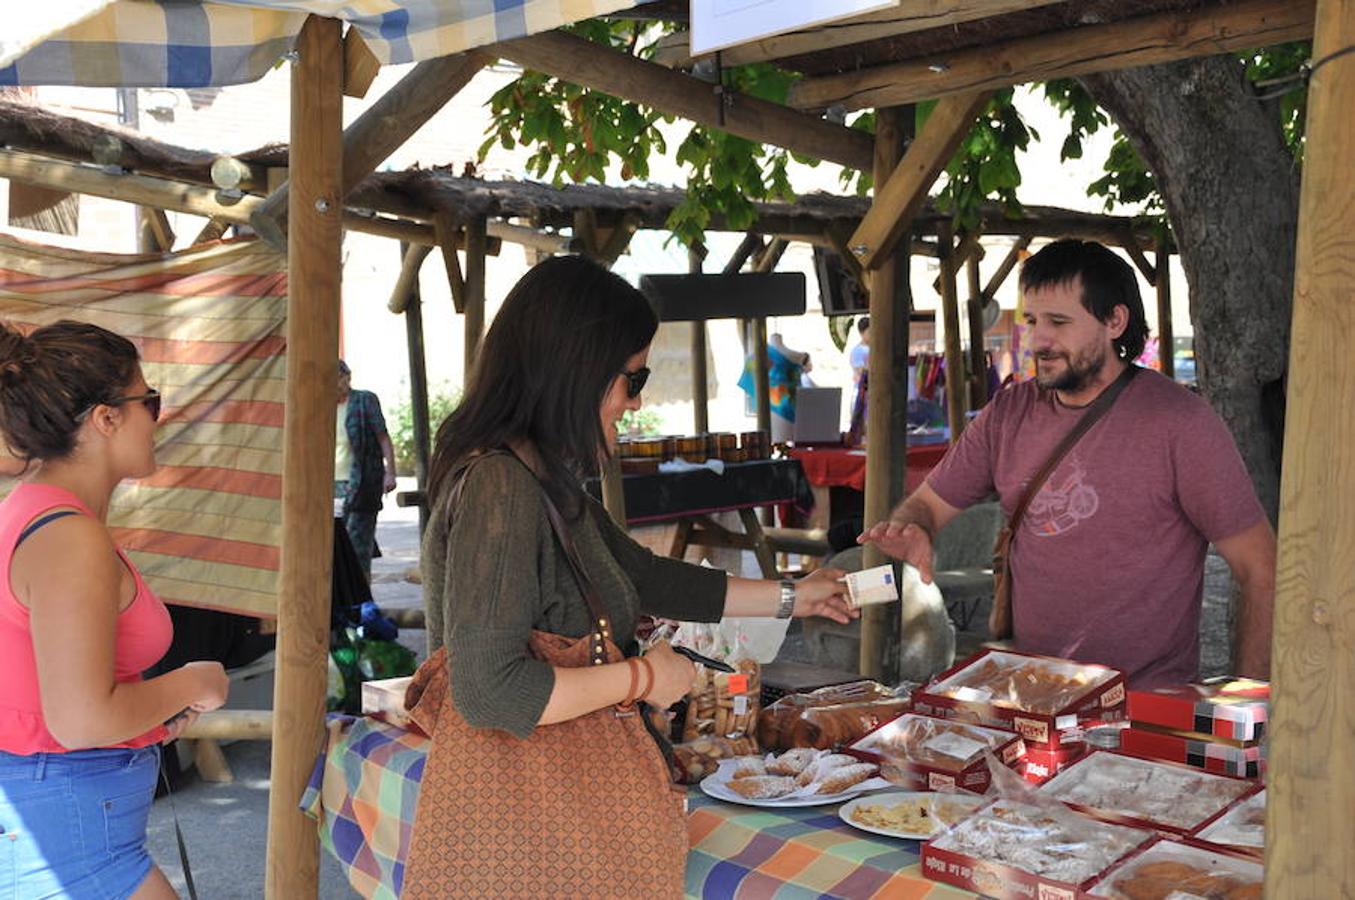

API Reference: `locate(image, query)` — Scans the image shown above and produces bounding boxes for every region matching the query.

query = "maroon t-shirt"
[927,369,1265,688]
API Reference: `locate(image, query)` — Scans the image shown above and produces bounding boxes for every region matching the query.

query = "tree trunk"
[1081,56,1298,668]
[1082,55,1298,525]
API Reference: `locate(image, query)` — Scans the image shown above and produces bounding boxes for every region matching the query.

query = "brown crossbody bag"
[988,365,1139,639]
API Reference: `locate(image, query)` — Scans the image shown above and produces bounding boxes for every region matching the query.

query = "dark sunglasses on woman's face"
[77,389,163,423]
[620,367,650,399]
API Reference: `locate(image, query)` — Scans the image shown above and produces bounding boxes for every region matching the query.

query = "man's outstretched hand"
[857,519,935,584]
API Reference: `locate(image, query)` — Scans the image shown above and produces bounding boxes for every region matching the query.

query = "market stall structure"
[1,0,1348,897]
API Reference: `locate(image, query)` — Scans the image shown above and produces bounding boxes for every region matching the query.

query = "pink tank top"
[0,482,173,753]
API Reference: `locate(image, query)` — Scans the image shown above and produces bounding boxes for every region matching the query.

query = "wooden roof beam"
[652,0,1068,69]
[252,49,490,249]
[848,91,992,270]
[493,30,874,172]
[788,0,1315,112]
[981,234,1032,303]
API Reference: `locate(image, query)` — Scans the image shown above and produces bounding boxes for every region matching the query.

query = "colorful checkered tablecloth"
[303,716,975,899]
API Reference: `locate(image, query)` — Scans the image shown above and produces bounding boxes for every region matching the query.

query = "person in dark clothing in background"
[336,360,398,580]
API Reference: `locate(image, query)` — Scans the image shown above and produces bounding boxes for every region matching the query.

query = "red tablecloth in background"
[787,443,950,495]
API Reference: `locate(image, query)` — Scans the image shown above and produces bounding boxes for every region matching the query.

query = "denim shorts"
[0,745,159,900]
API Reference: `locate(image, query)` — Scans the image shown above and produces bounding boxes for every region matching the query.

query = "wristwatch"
[775,579,797,619]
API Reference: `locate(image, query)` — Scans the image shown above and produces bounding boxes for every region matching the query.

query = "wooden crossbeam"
[434,212,467,313]
[192,217,230,246]
[0,149,444,247]
[342,29,381,99]
[141,207,175,252]
[652,0,1068,68]
[253,50,488,248]
[848,92,992,270]
[388,243,432,314]
[932,227,985,293]
[1120,233,1158,286]
[982,235,1032,303]
[493,30,874,172]
[788,0,1315,112]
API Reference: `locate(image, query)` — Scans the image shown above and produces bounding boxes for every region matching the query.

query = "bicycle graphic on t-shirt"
[1025,455,1099,537]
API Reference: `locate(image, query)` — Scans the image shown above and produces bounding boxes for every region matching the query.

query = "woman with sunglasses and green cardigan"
[407,255,857,895]
[0,320,229,899]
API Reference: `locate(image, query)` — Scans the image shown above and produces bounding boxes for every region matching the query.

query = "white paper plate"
[698,758,890,808]
[838,791,987,840]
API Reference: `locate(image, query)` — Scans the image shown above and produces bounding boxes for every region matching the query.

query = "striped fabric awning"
[1,0,650,88]
[0,234,286,618]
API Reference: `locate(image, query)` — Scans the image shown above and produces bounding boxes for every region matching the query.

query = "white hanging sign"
[690,0,900,56]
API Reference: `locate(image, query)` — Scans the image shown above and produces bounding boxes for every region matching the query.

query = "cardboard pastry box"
[912,649,1125,750]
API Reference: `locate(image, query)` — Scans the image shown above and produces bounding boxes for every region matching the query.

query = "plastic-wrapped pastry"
[766,748,818,776]
[1038,752,1252,831]
[930,799,1150,886]
[757,680,908,750]
[815,763,877,795]
[728,775,797,800]
[731,757,767,779]
[1087,838,1265,899]
[796,753,857,786]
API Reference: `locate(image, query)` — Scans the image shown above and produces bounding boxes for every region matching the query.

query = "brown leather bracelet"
[620,658,641,708]
[636,656,655,702]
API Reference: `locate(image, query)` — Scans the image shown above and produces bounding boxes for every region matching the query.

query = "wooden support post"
[1155,234,1174,380]
[463,216,488,380]
[750,238,787,435]
[1266,2,1355,895]
[966,255,988,409]
[938,220,967,440]
[689,245,710,434]
[264,16,342,900]
[402,244,433,534]
[752,318,771,434]
[860,106,912,682]
[847,92,992,271]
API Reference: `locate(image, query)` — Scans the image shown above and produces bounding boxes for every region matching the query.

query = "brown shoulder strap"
[505,446,613,662]
[1007,365,1140,533]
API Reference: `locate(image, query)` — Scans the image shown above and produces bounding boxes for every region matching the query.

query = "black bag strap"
[159,765,199,900]
[1007,365,1140,534]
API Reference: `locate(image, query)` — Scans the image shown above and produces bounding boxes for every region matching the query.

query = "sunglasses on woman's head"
[620,367,650,399]
[77,389,163,423]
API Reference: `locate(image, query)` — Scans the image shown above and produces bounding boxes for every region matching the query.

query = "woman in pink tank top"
[0,321,230,900]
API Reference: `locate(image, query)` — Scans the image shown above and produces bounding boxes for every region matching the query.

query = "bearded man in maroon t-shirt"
[860,239,1275,688]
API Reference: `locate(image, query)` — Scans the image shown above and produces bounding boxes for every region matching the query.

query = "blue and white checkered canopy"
[3,1,648,87]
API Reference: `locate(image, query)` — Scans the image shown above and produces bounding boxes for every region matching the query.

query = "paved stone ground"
[145,480,1236,897]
